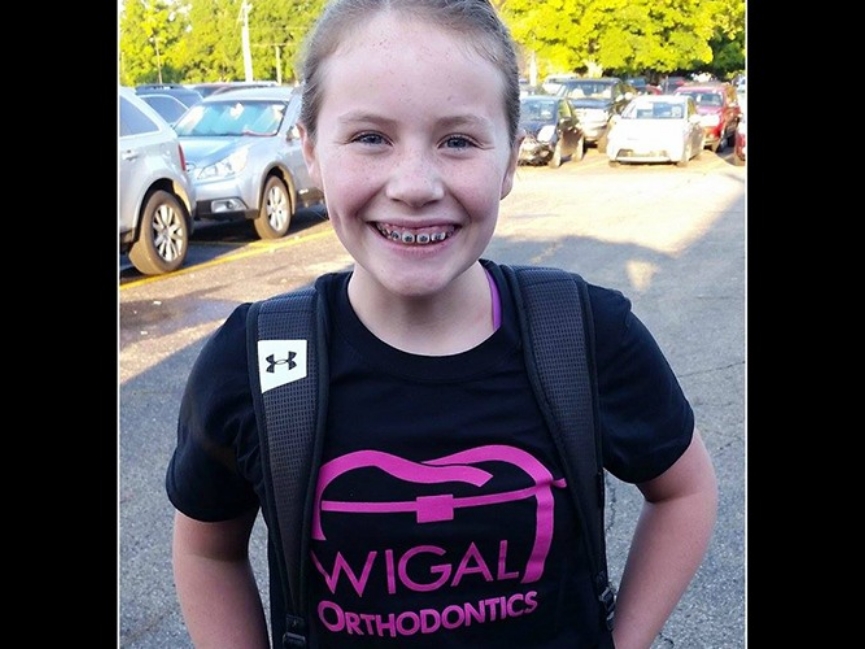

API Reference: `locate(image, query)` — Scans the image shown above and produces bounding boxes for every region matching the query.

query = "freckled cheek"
[451,169,508,219]
[319,156,382,213]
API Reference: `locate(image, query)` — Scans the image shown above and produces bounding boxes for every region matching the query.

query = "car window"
[174,100,287,137]
[562,82,612,99]
[120,96,161,137]
[519,99,556,123]
[665,104,683,119]
[140,94,188,123]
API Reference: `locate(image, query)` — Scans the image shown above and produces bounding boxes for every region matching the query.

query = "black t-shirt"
[166,260,694,648]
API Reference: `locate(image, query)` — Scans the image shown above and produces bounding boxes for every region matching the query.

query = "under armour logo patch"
[266,351,297,373]
[258,339,307,393]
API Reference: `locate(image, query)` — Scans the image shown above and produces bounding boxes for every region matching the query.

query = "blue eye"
[355,132,386,145]
[444,136,474,149]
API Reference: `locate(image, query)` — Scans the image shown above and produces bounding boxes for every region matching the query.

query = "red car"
[674,82,741,152]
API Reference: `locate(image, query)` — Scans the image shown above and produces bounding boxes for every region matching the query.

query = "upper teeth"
[377,225,452,245]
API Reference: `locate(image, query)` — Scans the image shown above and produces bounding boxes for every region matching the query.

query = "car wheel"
[128,189,189,275]
[573,135,585,162]
[676,143,691,168]
[549,140,563,168]
[597,132,608,154]
[254,175,293,240]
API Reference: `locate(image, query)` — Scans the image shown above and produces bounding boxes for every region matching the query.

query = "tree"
[119,0,745,86]
[498,0,740,80]
[706,0,746,78]
[119,0,191,85]
[246,0,327,83]
[182,0,246,82]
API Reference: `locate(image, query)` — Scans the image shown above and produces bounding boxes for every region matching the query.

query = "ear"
[298,122,321,187]
[500,132,524,200]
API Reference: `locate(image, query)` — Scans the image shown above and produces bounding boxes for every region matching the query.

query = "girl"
[167,1,718,647]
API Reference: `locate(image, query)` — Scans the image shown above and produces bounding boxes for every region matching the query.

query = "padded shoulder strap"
[500,264,615,632]
[247,287,329,648]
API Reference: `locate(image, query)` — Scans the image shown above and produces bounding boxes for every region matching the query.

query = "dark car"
[673,82,741,152]
[518,95,585,167]
[554,77,636,152]
[186,81,280,98]
[627,77,663,95]
[660,76,689,94]
[136,83,204,109]
[138,93,190,125]
[625,77,660,95]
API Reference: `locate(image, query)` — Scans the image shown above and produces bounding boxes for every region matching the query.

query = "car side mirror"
[286,124,300,141]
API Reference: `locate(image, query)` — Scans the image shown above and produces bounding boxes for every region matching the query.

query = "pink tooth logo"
[312,445,566,583]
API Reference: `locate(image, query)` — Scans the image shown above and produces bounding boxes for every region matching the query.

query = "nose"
[384,145,445,207]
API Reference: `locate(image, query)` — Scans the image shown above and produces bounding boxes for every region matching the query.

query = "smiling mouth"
[375,224,456,245]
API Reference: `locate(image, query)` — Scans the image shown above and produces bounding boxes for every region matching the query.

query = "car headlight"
[192,147,250,181]
[537,125,555,142]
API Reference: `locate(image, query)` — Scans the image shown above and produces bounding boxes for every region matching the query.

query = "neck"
[347,264,496,355]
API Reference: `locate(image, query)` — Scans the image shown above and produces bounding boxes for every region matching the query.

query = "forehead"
[319,11,507,121]
[329,11,497,82]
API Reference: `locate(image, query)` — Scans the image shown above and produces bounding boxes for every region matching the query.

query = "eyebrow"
[337,111,493,132]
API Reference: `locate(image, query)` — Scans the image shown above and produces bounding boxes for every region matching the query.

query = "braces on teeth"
[381,227,449,245]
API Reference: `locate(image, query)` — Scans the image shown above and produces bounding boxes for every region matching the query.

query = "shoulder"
[585,282,634,343]
[192,302,253,375]
[483,259,633,340]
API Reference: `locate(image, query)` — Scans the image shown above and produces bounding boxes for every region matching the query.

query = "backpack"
[246,263,615,648]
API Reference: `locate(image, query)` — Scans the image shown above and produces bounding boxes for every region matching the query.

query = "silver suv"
[119,87,196,275]
[173,86,324,240]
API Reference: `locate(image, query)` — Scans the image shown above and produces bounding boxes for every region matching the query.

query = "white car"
[119,86,196,275]
[605,95,705,167]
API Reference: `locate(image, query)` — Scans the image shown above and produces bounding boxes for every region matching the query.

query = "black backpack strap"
[500,264,616,632]
[246,287,330,648]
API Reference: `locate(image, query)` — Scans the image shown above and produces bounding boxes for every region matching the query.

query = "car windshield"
[173,100,286,136]
[520,99,558,123]
[677,90,722,106]
[622,101,684,120]
[562,82,613,99]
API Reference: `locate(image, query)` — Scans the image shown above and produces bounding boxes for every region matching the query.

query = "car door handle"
[121,150,140,161]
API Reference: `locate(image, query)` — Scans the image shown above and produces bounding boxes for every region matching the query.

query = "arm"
[610,429,718,649]
[172,508,271,649]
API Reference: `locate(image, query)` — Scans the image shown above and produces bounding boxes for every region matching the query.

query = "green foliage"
[119,0,192,86]
[118,0,745,86]
[499,0,744,80]
[246,0,327,83]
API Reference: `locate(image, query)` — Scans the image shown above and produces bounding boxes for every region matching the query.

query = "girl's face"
[300,11,520,299]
